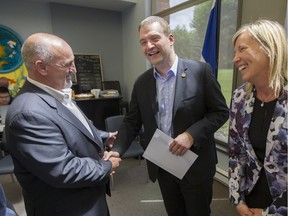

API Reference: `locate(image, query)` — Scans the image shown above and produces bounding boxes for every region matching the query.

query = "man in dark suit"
[111,16,229,216]
[5,33,121,216]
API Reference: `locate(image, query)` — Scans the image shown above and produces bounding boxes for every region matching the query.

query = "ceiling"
[25,0,137,11]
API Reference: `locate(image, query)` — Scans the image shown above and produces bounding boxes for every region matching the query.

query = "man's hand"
[103,151,120,160]
[108,156,121,174]
[105,131,118,149]
[103,151,121,174]
[169,132,193,156]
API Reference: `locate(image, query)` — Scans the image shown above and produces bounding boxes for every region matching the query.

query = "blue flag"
[201,0,219,77]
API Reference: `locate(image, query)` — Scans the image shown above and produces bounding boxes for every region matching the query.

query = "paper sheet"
[143,129,198,179]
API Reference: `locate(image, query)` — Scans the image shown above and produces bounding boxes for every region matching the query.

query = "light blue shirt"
[153,56,178,136]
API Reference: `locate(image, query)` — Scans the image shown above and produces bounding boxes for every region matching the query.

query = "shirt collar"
[153,56,178,80]
[27,77,72,105]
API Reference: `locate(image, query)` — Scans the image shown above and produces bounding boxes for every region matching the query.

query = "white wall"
[0,0,53,40]
[49,3,124,87]
[241,0,286,25]
[0,0,143,99]
[121,0,150,101]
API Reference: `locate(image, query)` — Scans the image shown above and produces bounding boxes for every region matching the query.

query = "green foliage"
[191,0,213,44]
[217,68,233,105]
[171,0,238,68]
[215,68,233,142]
[219,0,238,68]
[172,1,212,60]
[173,26,195,59]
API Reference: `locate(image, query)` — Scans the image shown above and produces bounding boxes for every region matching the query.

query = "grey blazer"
[112,58,229,184]
[5,81,111,216]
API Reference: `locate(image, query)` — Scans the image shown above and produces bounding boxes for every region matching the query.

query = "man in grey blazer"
[5,33,121,216]
[111,16,229,216]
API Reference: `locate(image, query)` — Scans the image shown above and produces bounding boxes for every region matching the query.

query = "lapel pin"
[181,68,188,78]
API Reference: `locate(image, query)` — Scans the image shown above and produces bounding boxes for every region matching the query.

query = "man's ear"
[35,60,48,75]
[169,34,174,45]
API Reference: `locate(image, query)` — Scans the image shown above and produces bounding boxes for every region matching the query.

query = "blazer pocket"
[182,95,197,103]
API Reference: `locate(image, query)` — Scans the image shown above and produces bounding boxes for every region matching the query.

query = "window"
[216,0,238,143]
[152,0,190,14]
[152,0,239,143]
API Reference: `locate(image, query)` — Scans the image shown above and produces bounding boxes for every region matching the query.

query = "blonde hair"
[138,16,171,36]
[232,19,287,96]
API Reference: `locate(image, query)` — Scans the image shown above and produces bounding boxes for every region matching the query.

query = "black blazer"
[113,58,229,184]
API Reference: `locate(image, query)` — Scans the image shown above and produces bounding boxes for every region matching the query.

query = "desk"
[75,97,121,130]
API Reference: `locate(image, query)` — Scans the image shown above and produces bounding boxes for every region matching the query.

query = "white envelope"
[143,129,198,179]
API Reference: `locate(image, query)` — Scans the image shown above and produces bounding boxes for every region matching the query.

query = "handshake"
[103,151,121,175]
[103,131,121,175]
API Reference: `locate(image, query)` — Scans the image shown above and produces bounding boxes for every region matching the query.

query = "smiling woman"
[229,19,287,216]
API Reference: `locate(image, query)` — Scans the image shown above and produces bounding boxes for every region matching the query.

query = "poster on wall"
[0,24,27,97]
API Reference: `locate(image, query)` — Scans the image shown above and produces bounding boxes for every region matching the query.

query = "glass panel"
[170,0,189,7]
[215,0,238,143]
[165,1,212,60]
[152,0,189,14]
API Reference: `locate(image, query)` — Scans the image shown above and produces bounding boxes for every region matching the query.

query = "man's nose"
[147,41,155,48]
[70,63,77,73]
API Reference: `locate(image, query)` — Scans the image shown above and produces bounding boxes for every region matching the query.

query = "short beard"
[64,76,73,89]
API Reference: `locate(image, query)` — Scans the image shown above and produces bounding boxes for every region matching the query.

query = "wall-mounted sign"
[74,54,103,93]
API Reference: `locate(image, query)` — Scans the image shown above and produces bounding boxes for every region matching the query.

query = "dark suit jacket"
[5,81,112,216]
[112,58,229,184]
